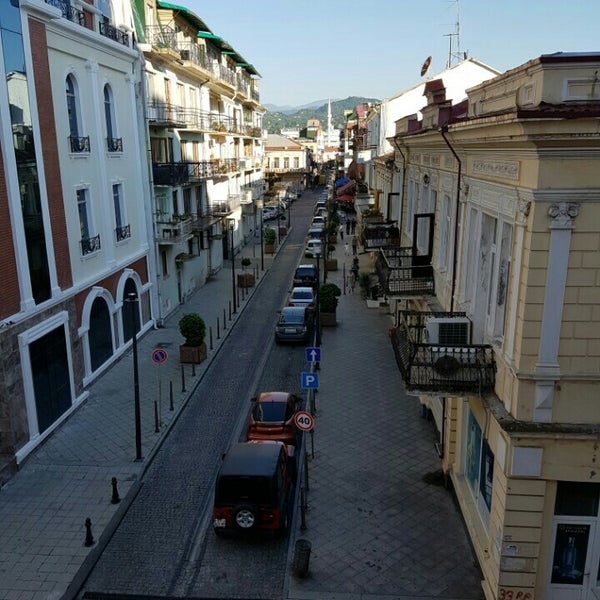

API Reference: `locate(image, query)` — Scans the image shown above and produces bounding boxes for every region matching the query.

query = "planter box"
[237,273,255,288]
[320,311,337,327]
[179,343,207,364]
[326,259,338,271]
[264,243,276,255]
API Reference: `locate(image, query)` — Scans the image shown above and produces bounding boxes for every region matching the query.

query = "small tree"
[264,228,277,245]
[178,313,206,347]
[319,283,341,313]
[241,257,251,271]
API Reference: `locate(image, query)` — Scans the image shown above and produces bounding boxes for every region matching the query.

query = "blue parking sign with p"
[301,372,319,389]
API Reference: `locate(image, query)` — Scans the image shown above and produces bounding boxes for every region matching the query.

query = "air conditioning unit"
[426,316,471,345]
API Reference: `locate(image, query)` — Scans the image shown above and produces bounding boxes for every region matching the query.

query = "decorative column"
[534,202,579,422]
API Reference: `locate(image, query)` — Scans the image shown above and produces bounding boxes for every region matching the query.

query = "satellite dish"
[420,56,432,77]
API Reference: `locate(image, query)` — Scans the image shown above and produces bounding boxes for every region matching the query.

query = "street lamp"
[126,292,142,461]
[260,208,264,271]
[229,219,237,314]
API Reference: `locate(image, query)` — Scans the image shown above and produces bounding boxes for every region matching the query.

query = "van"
[304,238,322,257]
[212,442,294,536]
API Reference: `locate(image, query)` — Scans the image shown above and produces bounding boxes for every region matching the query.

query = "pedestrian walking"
[352,236,358,256]
[344,241,350,256]
[351,218,357,234]
[339,224,344,240]
[345,220,350,235]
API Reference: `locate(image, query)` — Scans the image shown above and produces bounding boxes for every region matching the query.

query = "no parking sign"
[151,348,168,364]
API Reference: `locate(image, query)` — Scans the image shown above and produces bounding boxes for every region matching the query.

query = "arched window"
[104,84,121,152]
[89,296,114,371]
[66,74,79,138]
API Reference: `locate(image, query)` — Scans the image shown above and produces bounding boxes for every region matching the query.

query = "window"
[405,180,417,236]
[465,409,494,521]
[113,183,130,241]
[438,193,452,272]
[294,157,299,169]
[104,84,121,152]
[284,157,289,169]
[77,188,99,254]
[273,157,280,169]
[66,75,80,138]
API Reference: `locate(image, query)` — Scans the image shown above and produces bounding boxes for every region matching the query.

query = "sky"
[181,0,600,109]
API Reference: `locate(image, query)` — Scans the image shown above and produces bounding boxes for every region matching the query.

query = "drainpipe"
[440,126,461,313]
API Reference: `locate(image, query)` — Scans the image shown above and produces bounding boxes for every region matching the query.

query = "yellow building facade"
[386,53,600,600]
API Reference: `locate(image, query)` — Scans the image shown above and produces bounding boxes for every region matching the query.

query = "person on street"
[344,241,350,256]
[339,224,344,240]
[352,236,358,256]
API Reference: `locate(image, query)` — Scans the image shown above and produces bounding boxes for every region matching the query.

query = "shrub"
[264,228,276,245]
[241,257,251,270]
[178,313,206,346]
[319,283,341,312]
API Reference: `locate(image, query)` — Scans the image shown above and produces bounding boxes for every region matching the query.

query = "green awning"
[197,31,221,41]
[157,1,210,32]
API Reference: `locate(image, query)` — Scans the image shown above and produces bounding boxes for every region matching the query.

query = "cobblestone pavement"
[0,187,483,600]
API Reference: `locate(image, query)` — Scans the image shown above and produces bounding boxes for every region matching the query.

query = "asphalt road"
[77,197,316,599]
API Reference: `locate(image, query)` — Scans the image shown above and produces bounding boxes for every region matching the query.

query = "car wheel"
[233,505,257,530]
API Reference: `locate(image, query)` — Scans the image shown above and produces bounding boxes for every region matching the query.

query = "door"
[411,213,434,278]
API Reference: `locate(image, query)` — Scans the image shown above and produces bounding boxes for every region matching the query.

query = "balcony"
[146,103,187,128]
[375,248,434,296]
[81,234,101,255]
[69,136,90,153]
[99,21,129,46]
[45,0,84,25]
[152,162,189,186]
[144,26,178,57]
[106,137,123,152]
[156,216,193,244]
[115,224,131,242]
[390,310,495,395]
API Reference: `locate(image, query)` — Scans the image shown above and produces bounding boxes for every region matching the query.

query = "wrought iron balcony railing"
[99,21,129,46]
[375,248,435,296]
[152,162,189,186]
[69,136,90,153]
[81,234,101,255]
[115,224,131,242]
[45,0,85,25]
[155,216,193,243]
[390,310,496,395]
[106,137,123,152]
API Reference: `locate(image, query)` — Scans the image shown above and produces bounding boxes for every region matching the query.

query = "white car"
[304,239,322,257]
[288,287,316,308]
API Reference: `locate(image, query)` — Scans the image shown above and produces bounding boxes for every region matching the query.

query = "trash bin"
[293,538,312,578]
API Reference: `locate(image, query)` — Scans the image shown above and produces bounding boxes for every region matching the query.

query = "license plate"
[284,328,296,334]
[213,518,226,528]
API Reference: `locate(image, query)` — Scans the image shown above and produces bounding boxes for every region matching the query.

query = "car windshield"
[293,291,312,300]
[295,267,314,278]
[215,475,275,504]
[252,401,288,422]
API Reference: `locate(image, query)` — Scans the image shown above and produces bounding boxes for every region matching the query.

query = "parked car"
[275,306,314,344]
[304,238,322,257]
[311,216,326,229]
[293,264,318,289]
[262,206,280,221]
[246,391,303,445]
[212,442,294,536]
[314,207,328,218]
[288,286,316,308]
[306,227,324,241]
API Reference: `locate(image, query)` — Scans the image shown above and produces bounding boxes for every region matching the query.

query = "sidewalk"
[0,233,276,600]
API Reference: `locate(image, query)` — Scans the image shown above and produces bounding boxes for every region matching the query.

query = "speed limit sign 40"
[294,411,314,432]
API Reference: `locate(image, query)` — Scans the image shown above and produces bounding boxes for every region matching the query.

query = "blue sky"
[183,0,600,108]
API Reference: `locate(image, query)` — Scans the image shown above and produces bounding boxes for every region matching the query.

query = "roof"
[157,1,210,32]
[265,134,304,150]
[218,442,282,477]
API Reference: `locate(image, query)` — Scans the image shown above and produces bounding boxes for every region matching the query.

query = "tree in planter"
[264,227,277,254]
[238,257,255,288]
[319,282,341,326]
[178,313,207,364]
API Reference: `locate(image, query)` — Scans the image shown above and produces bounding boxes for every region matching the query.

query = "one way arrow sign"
[305,347,321,363]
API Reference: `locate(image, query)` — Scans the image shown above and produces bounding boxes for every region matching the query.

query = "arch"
[66,73,81,138]
[116,270,144,344]
[103,83,117,141]
[80,287,116,375]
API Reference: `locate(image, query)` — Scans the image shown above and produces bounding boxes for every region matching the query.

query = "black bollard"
[209,326,213,350]
[84,518,95,547]
[223,308,227,330]
[111,477,120,504]
[228,300,232,320]
[181,364,186,393]
[217,317,220,340]
[192,362,196,377]
[154,401,159,433]
[169,380,174,411]
[293,539,311,578]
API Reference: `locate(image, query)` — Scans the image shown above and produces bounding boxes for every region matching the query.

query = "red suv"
[246,391,303,445]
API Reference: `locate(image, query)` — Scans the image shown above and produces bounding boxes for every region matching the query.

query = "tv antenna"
[444,0,465,68]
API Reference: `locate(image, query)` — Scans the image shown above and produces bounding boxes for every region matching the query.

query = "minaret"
[327,99,333,145]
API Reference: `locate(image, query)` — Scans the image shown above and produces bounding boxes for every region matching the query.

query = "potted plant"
[318,282,341,327]
[264,227,277,254]
[238,257,255,288]
[325,243,337,271]
[178,313,207,364]
[324,219,337,244]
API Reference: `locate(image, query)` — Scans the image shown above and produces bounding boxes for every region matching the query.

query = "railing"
[152,162,189,186]
[106,137,123,152]
[99,21,129,46]
[69,136,90,153]
[145,25,177,53]
[390,310,495,395]
[81,234,101,255]
[115,224,131,242]
[375,248,434,296]
[147,104,245,135]
[146,103,187,127]
[156,217,193,242]
[45,0,85,25]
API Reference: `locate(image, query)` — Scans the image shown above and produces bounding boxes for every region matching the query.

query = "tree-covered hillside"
[263,96,379,134]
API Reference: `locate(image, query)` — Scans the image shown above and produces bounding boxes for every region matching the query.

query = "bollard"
[169,380,174,411]
[192,362,196,377]
[84,518,95,547]
[154,401,159,433]
[229,300,232,320]
[223,308,227,330]
[293,538,311,577]
[209,326,213,350]
[111,477,120,504]
[181,364,186,393]
[217,317,220,340]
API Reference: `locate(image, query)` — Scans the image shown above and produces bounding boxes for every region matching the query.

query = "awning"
[197,31,221,40]
[157,1,210,32]
[336,194,355,203]
[335,179,355,195]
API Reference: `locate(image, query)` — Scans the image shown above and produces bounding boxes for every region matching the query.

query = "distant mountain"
[263,96,379,133]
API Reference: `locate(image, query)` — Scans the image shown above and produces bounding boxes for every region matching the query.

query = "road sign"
[294,411,314,432]
[151,348,168,364]
[305,347,321,363]
[301,372,319,389]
